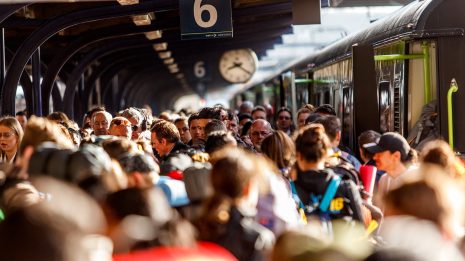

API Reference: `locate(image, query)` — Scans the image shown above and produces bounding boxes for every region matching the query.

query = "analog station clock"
[219,48,258,83]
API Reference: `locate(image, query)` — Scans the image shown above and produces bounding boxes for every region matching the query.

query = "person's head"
[358,130,381,163]
[91,111,112,136]
[15,111,27,130]
[315,104,336,116]
[364,132,416,176]
[314,115,341,147]
[109,117,132,139]
[119,153,160,188]
[294,124,331,169]
[188,112,210,144]
[251,106,267,120]
[0,117,23,156]
[150,120,180,157]
[420,139,464,178]
[383,167,463,239]
[227,113,239,135]
[276,107,293,132]
[174,117,191,144]
[205,131,237,154]
[297,107,313,130]
[204,119,227,137]
[261,130,295,171]
[46,111,70,124]
[19,116,75,155]
[239,101,253,114]
[209,147,262,208]
[120,107,144,140]
[101,138,138,160]
[249,119,273,151]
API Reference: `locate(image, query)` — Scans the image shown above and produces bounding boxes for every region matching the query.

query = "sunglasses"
[112,119,131,127]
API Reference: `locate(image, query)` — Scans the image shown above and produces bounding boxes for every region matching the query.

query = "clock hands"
[226,62,252,75]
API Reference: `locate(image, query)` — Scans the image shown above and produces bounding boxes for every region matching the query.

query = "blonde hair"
[20,116,74,154]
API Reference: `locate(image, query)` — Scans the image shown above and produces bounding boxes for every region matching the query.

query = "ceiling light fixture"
[168,64,178,71]
[144,30,162,40]
[153,43,168,51]
[117,0,139,5]
[132,13,155,26]
[158,51,171,59]
[163,58,175,65]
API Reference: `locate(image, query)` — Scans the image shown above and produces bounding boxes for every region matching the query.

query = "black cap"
[363,132,410,160]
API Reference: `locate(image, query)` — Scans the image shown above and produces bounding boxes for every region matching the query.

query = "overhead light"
[163,58,175,65]
[168,66,179,74]
[168,64,178,71]
[144,30,162,40]
[132,13,155,26]
[153,43,168,51]
[176,73,184,79]
[158,51,171,59]
[117,0,139,5]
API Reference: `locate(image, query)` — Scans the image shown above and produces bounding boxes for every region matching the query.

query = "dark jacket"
[207,207,275,261]
[294,168,365,222]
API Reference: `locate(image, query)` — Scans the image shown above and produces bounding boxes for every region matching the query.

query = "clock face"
[219,49,258,83]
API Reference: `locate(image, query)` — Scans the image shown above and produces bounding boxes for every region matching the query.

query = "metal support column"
[32,47,42,116]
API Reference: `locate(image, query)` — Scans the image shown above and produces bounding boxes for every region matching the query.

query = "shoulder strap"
[319,174,341,212]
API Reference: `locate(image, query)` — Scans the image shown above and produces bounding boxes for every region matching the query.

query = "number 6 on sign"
[194,0,218,28]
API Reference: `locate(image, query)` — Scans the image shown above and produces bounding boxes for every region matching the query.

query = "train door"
[342,86,354,149]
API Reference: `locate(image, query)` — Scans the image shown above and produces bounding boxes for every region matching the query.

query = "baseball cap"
[363,132,410,160]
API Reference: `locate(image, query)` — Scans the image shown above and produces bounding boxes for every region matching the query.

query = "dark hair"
[205,119,227,137]
[305,113,322,124]
[252,106,266,115]
[241,121,253,137]
[198,107,221,121]
[277,107,292,117]
[174,117,188,125]
[47,111,70,124]
[261,130,295,170]
[420,140,454,170]
[205,131,236,154]
[238,113,253,123]
[402,148,417,164]
[197,148,258,240]
[151,120,180,144]
[314,115,340,142]
[358,130,381,160]
[294,124,331,163]
[15,111,27,117]
[315,104,336,116]
[188,112,200,127]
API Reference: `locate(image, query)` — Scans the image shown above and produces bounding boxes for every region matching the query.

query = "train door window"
[342,86,354,149]
[281,72,293,107]
[333,87,342,117]
[324,91,330,104]
[379,81,392,133]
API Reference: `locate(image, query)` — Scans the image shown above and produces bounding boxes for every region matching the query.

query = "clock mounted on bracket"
[219,48,258,83]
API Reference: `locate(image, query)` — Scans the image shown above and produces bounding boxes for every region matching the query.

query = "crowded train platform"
[0,103,464,261]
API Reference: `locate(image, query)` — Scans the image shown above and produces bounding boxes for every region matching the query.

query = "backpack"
[407,100,440,150]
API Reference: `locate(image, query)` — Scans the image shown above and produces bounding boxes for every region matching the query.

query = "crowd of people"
[0,101,464,261]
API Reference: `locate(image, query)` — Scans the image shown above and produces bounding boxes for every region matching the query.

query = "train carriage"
[283,0,465,153]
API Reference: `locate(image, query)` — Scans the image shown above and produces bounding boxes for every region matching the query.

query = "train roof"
[296,0,465,70]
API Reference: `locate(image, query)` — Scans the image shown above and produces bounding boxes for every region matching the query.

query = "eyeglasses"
[0,132,15,139]
[112,119,131,127]
[279,116,291,120]
[250,131,271,137]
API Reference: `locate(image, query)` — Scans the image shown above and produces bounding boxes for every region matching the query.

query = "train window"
[15,86,26,112]
[379,81,392,133]
[324,91,330,104]
[342,86,353,149]
[333,88,342,117]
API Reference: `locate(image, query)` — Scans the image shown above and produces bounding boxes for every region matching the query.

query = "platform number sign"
[194,61,206,79]
[180,0,233,40]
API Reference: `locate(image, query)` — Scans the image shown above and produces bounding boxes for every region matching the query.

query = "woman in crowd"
[0,117,24,163]
[196,147,275,261]
[261,130,295,178]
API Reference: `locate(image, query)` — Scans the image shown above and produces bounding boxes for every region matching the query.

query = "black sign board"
[180,0,233,40]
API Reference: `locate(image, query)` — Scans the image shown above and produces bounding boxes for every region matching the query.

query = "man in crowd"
[151,120,189,162]
[249,119,273,152]
[91,111,112,136]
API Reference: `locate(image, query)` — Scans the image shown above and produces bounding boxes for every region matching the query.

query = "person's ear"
[392,151,401,161]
